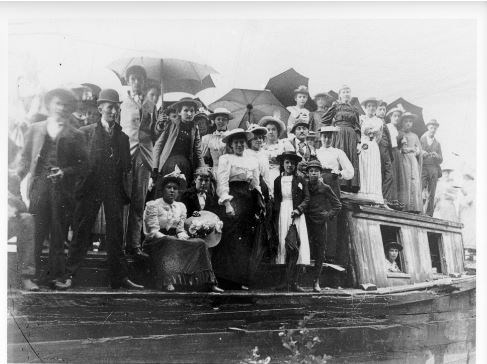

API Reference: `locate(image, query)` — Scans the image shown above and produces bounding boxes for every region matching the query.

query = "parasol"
[107,57,218,98]
[386,97,426,136]
[208,89,290,131]
[265,68,317,111]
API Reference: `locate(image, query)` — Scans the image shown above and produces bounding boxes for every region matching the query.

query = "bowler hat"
[221,128,253,144]
[385,242,403,251]
[293,85,310,96]
[276,150,302,163]
[44,88,78,109]
[171,97,202,112]
[258,116,286,135]
[97,89,123,105]
[426,119,440,127]
[306,159,323,171]
[209,107,234,120]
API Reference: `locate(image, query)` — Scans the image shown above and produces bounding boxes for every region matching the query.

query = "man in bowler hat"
[58,89,143,290]
[421,119,443,216]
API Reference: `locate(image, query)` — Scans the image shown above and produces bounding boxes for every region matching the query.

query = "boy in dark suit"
[180,166,220,217]
[305,160,342,292]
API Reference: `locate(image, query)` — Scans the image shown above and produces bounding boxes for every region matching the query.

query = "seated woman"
[384,242,403,273]
[142,168,223,293]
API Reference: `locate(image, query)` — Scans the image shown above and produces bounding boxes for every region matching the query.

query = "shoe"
[22,279,39,292]
[120,277,144,290]
[55,278,73,291]
[241,285,249,291]
[211,285,224,293]
[313,281,321,292]
[291,284,306,292]
[126,247,149,260]
[165,284,175,291]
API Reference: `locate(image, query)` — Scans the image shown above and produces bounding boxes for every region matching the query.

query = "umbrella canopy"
[328,90,365,115]
[208,89,290,131]
[107,57,218,95]
[265,68,317,111]
[386,97,426,136]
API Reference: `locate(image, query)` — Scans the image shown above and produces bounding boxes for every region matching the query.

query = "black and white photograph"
[3,2,485,363]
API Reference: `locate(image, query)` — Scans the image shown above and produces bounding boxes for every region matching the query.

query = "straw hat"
[426,119,440,127]
[258,116,286,135]
[221,128,253,144]
[209,107,234,120]
[293,85,310,96]
[171,97,202,112]
[361,97,379,107]
[247,124,268,136]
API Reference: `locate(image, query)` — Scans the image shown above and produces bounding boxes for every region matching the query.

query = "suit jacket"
[420,133,443,177]
[306,180,342,224]
[153,118,204,173]
[74,122,132,203]
[273,175,309,230]
[180,186,220,217]
[282,137,316,162]
[17,120,87,200]
[120,92,156,170]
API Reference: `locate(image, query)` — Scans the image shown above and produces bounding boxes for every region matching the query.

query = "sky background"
[8,18,477,175]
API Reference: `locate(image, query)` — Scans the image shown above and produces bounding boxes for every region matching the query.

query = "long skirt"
[144,235,216,288]
[358,139,384,203]
[391,147,402,201]
[276,199,310,266]
[212,181,259,285]
[332,125,360,192]
[155,154,191,199]
[321,171,340,261]
[398,153,423,212]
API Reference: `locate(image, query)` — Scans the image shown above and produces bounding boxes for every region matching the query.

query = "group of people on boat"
[8,64,446,293]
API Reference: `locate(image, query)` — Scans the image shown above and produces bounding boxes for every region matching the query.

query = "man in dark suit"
[421,119,443,216]
[120,65,157,259]
[180,166,220,217]
[57,89,144,290]
[17,88,88,287]
[376,101,395,203]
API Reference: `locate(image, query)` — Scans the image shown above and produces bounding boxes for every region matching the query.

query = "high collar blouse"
[262,140,285,167]
[201,130,228,168]
[316,146,355,180]
[216,153,261,204]
[244,148,271,191]
[143,198,189,241]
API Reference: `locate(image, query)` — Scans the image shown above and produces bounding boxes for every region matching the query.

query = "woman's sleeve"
[321,103,336,126]
[261,157,271,196]
[252,160,262,194]
[338,150,354,180]
[152,127,167,172]
[176,203,189,240]
[217,154,233,204]
[143,201,164,240]
[193,126,205,168]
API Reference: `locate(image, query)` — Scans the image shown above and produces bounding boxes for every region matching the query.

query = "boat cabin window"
[427,232,443,274]
[380,225,405,273]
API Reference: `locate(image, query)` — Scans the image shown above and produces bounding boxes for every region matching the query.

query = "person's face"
[98,102,119,124]
[390,112,401,126]
[321,132,333,148]
[179,105,195,122]
[168,112,178,122]
[307,137,316,148]
[85,105,100,125]
[266,123,279,141]
[162,182,178,204]
[427,124,438,137]
[376,105,386,118]
[295,126,309,141]
[308,167,321,183]
[388,248,399,261]
[196,118,209,135]
[214,115,229,130]
[365,102,377,117]
[250,132,266,151]
[195,175,210,193]
[146,88,160,104]
[339,88,351,102]
[231,137,246,156]
[47,96,73,122]
[295,93,308,107]
[283,159,296,175]
[316,97,326,109]
[128,74,144,94]
[403,119,413,131]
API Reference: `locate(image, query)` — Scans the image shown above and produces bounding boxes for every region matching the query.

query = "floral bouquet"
[184,211,224,248]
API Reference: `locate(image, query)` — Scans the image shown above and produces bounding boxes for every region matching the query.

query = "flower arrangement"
[184,211,223,244]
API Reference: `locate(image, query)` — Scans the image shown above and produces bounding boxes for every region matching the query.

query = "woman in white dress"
[357,97,384,204]
[273,151,310,292]
[201,108,232,174]
[260,116,286,196]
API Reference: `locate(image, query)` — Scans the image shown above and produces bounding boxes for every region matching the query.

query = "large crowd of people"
[8,64,448,293]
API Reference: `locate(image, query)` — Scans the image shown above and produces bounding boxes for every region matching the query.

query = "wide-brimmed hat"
[426,119,440,127]
[385,242,403,251]
[319,126,339,133]
[247,124,268,137]
[361,97,379,107]
[44,88,78,109]
[160,165,187,189]
[209,107,234,120]
[221,128,253,144]
[306,159,323,171]
[258,116,286,135]
[293,85,310,96]
[386,107,404,117]
[290,120,310,133]
[184,211,223,248]
[171,97,202,112]
[276,150,302,163]
[97,89,123,105]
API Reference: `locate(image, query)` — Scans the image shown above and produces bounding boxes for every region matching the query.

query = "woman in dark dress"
[212,128,263,290]
[322,85,361,192]
[142,169,223,292]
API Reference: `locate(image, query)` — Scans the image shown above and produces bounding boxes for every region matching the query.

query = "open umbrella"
[265,68,317,111]
[386,97,426,136]
[328,90,365,115]
[107,57,218,97]
[208,89,290,131]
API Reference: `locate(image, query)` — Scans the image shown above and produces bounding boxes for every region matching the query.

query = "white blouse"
[263,140,285,167]
[201,130,228,168]
[244,148,271,191]
[143,198,189,240]
[387,123,399,148]
[216,153,261,204]
[316,146,355,180]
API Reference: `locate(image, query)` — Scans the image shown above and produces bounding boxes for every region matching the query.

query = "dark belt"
[160,228,177,236]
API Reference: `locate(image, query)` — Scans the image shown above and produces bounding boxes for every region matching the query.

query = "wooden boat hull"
[8,276,475,363]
